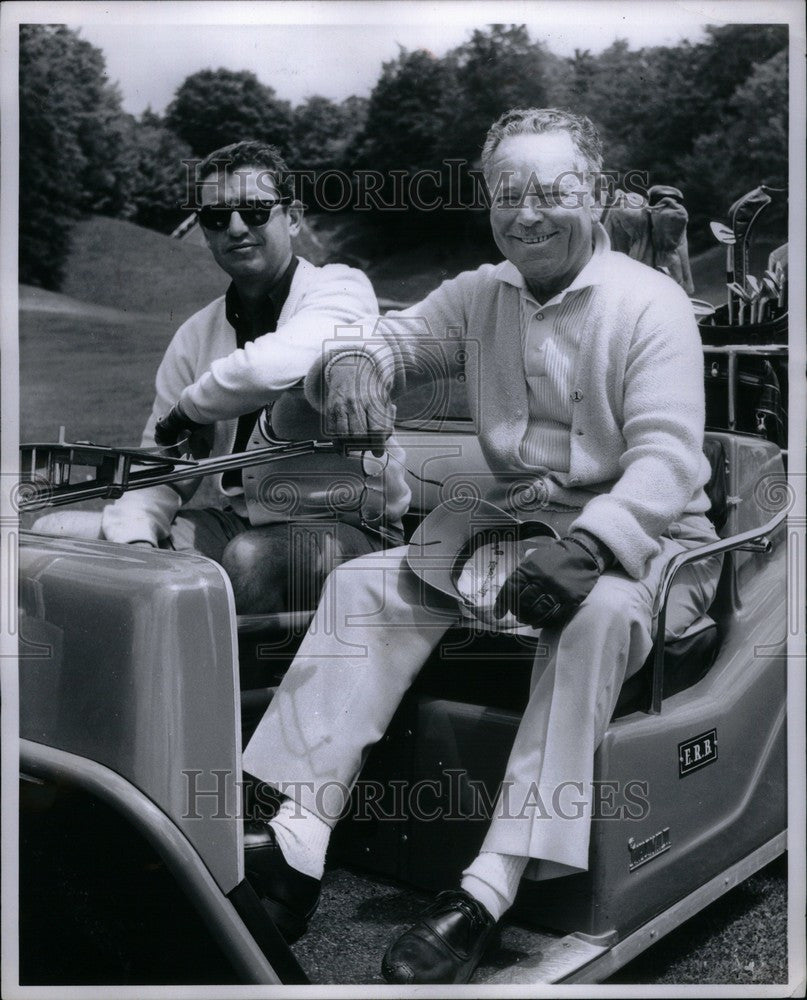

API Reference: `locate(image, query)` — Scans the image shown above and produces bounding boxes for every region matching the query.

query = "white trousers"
[243,511,722,874]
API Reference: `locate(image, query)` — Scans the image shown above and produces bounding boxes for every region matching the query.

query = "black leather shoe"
[381,889,499,984]
[243,819,321,943]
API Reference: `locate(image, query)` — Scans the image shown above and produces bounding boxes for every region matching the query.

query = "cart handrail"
[648,503,790,714]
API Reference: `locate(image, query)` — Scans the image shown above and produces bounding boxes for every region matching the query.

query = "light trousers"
[242,510,723,873]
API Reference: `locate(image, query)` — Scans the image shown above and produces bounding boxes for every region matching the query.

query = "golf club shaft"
[726,246,735,324]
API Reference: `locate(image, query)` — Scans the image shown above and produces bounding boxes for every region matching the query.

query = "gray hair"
[481,108,604,176]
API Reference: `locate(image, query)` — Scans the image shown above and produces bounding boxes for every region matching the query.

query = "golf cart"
[16,322,790,986]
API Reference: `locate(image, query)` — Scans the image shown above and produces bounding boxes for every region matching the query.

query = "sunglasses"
[196,198,292,231]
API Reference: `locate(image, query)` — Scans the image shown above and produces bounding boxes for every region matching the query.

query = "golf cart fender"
[18,534,244,894]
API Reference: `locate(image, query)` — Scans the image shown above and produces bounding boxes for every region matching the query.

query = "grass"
[20,309,170,445]
[61,215,230,326]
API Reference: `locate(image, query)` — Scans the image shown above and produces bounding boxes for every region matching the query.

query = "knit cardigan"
[305,230,711,580]
[102,258,411,545]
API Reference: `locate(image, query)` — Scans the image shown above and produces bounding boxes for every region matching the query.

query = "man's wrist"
[171,399,205,431]
[566,530,615,573]
[325,351,383,384]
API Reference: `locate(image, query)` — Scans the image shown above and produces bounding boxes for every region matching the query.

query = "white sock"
[460,851,529,922]
[268,799,330,880]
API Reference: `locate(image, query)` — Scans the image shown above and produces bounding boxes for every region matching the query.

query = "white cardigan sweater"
[102,258,410,545]
[305,227,712,580]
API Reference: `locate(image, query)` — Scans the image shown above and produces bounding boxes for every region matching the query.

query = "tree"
[548,25,788,251]
[443,25,560,161]
[124,114,195,233]
[292,95,367,173]
[165,69,294,159]
[354,48,455,172]
[19,24,133,288]
[679,48,788,243]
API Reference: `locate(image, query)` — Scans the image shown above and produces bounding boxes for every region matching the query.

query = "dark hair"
[482,108,603,175]
[196,140,295,200]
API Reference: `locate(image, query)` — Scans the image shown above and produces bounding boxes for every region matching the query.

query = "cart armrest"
[647,505,789,714]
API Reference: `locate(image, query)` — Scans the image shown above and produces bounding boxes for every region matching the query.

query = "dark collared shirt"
[222,256,299,488]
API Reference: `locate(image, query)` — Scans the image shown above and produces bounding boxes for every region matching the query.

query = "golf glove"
[154,402,209,456]
[494,532,613,628]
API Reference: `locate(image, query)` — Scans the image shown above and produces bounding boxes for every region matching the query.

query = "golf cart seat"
[237,435,731,722]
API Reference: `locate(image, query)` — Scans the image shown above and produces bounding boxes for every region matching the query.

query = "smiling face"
[200,164,302,292]
[487,131,596,301]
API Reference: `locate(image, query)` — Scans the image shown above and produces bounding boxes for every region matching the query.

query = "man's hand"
[154,402,210,458]
[493,534,609,628]
[324,355,394,458]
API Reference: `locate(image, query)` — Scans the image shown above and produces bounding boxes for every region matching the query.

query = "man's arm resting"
[176,266,379,424]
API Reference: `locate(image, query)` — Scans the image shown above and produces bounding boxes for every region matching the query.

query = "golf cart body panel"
[19,539,244,894]
[19,739,279,984]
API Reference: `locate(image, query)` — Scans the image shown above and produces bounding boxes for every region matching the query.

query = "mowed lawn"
[20,309,170,446]
[20,216,231,444]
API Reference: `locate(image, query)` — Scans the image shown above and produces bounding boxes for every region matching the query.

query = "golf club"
[727,282,751,326]
[728,186,773,291]
[746,274,762,324]
[731,184,787,289]
[710,220,736,324]
[760,275,780,323]
[774,261,786,310]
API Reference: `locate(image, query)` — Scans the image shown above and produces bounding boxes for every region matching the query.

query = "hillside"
[61,216,230,327]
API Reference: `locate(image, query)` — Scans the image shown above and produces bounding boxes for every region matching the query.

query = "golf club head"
[727,281,751,303]
[761,275,779,298]
[746,274,761,296]
[649,184,684,206]
[709,221,736,244]
[728,186,772,232]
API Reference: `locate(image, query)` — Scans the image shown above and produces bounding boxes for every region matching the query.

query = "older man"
[34,140,409,612]
[233,108,722,982]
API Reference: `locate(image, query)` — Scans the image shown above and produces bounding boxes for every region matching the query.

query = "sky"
[41,0,752,115]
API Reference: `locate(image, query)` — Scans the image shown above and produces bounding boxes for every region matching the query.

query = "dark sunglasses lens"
[197,203,281,230]
[197,207,228,230]
[240,208,272,226]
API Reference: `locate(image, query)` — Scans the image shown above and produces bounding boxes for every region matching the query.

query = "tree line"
[19,22,788,289]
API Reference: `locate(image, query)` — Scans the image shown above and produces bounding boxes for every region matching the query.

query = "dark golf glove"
[324,354,394,458]
[154,402,210,456]
[494,532,612,629]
